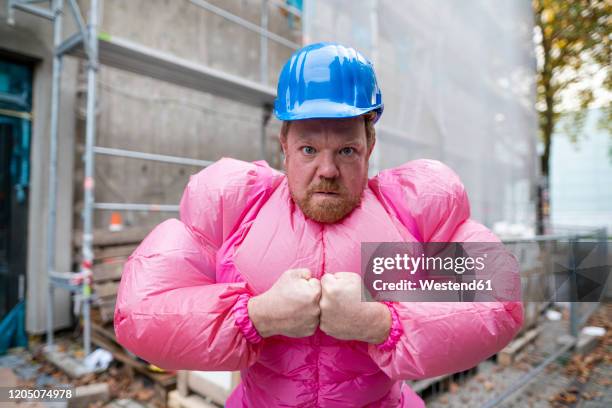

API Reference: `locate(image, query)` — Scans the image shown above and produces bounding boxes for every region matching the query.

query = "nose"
[316,151,340,179]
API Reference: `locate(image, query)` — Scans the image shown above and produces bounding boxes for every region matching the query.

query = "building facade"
[1,0,537,334]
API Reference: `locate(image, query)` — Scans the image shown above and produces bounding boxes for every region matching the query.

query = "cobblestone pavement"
[424,304,611,408]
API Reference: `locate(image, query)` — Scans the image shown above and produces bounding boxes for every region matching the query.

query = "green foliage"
[533,0,611,175]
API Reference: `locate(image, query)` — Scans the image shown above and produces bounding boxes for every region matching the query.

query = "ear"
[279,134,288,168]
[279,135,287,155]
[367,137,376,159]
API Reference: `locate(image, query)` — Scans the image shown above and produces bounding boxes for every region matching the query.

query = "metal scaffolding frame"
[7,0,301,361]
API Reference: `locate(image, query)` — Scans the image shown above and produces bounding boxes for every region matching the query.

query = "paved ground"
[1,304,609,407]
[425,303,611,407]
[0,336,161,408]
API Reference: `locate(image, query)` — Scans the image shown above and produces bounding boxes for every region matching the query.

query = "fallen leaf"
[136,388,155,401]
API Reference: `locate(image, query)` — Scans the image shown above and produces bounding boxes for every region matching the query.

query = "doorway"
[0,57,33,320]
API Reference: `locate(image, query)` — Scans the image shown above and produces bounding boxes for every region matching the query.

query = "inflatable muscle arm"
[369,160,523,380]
[114,158,281,370]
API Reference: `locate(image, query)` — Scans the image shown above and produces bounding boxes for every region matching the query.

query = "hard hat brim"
[274,100,384,123]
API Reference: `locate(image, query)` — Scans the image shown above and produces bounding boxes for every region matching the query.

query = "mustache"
[307,178,344,194]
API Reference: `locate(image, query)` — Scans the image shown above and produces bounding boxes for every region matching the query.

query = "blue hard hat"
[274,42,384,123]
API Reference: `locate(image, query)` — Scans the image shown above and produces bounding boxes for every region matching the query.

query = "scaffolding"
[7,0,301,364]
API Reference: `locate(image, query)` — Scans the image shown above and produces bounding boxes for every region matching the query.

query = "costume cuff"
[232,293,263,344]
[376,302,403,352]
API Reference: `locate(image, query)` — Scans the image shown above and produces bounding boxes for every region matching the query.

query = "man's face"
[281,116,374,224]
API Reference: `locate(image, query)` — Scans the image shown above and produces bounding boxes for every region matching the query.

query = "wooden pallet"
[74,227,151,248]
[75,227,145,323]
[81,227,175,401]
[92,262,124,323]
[90,321,176,399]
[497,328,540,366]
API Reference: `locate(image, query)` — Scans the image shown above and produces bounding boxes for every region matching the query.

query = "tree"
[532,0,611,178]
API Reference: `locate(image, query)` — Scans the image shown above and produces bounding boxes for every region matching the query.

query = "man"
[115,43,523,407]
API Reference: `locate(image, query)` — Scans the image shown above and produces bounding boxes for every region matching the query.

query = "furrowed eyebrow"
[343,137,365,145]
[295,133,314,142]
[295,132,363,143]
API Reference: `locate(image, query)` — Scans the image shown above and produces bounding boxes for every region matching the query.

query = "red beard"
[291,178,363,224]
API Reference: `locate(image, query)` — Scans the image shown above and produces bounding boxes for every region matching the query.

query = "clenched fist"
[319,272,391,344]
[248,268,321,338]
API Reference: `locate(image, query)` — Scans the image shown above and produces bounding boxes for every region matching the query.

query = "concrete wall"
[0,1,78,333]
[74,0,297,231]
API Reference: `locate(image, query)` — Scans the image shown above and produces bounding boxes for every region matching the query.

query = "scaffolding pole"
[189,0,299,50]
[260,0,270,161]
[46,0,63,351]
[80,0,99,358]
[260,0,269,85]
[93,146,213,167]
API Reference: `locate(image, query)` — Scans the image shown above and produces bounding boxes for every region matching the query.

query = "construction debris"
[0,333,166,408]
[0,366,18,387]
[84,348,114,371]
[104,399,149,408]
[497,328,540,367]
[45,348,106,378]
[71,383,111,408]
[549,303,611,406]
[168,390,219,408]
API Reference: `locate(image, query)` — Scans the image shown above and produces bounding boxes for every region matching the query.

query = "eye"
[339,147,355,156]
[301,146,316,155]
